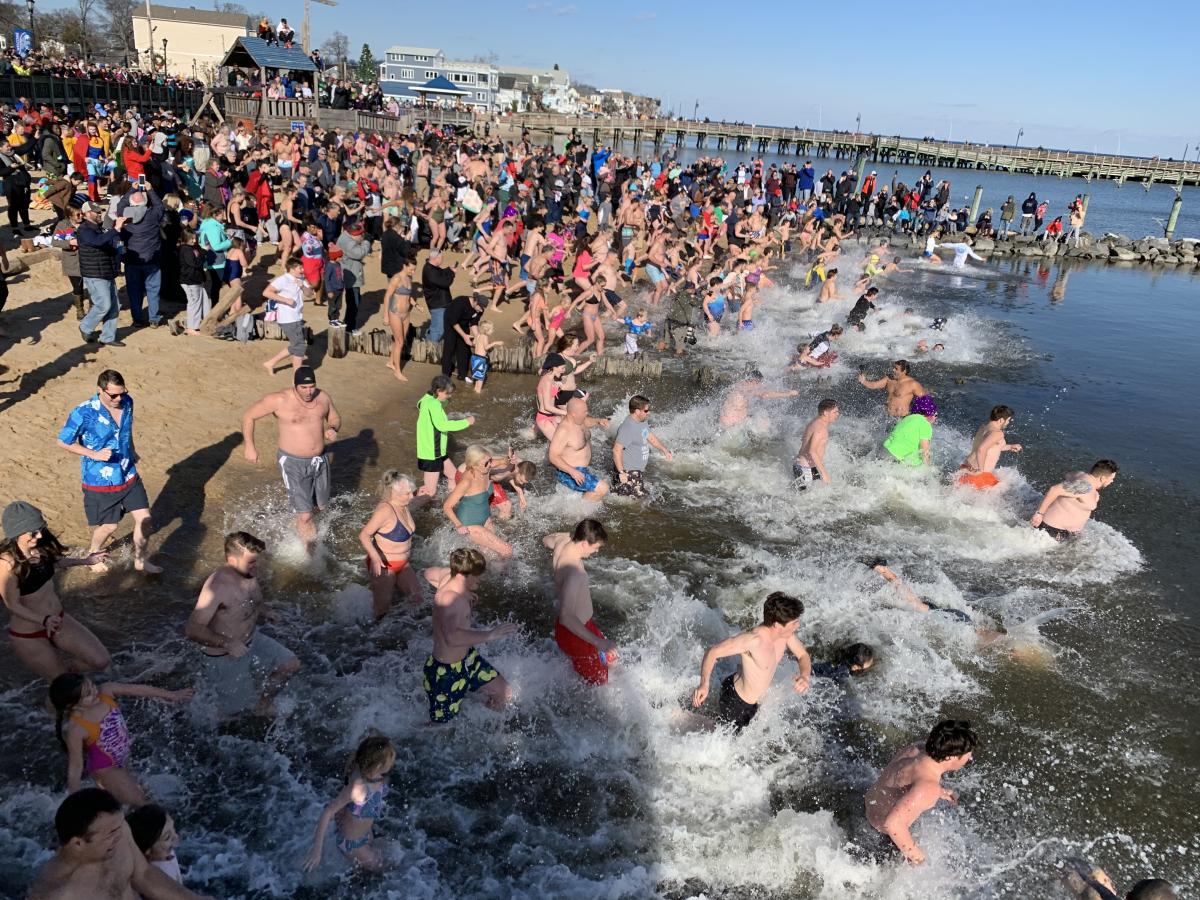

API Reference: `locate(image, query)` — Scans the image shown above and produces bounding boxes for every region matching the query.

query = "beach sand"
[0,217,531,575]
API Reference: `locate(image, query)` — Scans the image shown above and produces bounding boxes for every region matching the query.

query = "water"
[641,143,1200,240]
[2,251,1198,898]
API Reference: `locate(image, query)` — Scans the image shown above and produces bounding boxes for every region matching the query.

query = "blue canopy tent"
[415,75,469,105]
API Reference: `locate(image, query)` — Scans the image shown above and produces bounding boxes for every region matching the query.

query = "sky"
[38,0,1200,159]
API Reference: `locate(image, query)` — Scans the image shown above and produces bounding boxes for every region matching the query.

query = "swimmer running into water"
[719,370,800,428]
[543,519,616,685]
[864,719,978,864]
[302,734,396,873]
[858,359,926,418]
[692,592,811,732]
[793,398,839,489]
[1030,459,1119,542]
[958,405,1022,489]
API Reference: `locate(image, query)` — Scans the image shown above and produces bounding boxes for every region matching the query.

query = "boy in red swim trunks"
[543,519,616,685]
[958,404,1022,489]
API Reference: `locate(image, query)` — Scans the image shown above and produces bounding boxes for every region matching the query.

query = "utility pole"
[856,112,861,134]
[142,0,155,72]
[693,99,698,121]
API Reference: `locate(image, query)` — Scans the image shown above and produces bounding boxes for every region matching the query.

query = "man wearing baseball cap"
[76,201,128,347]
[241,365,341,554]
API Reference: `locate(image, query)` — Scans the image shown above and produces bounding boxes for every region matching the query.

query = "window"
[413,54,430,62]
[425,70,437,80]
[387,53,399,62]
[476,92,485,100]
[379,65,386,78]
[449,72,474,84]
[401,68,414,79]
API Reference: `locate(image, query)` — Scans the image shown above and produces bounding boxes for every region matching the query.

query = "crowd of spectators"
[0,51,205,90]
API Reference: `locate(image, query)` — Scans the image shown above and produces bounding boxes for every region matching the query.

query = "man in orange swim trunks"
[543,518,616,685]
[957,404,1022,489]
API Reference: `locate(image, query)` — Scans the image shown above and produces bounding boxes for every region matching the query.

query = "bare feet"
[184,329,201,336]
[89,559,111,573]
[134,559,163,575]
[262,361,277,376]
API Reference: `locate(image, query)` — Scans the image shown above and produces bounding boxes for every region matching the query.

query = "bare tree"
[321,30,349,67]
[75,0,97,57]
[99,0,136,61]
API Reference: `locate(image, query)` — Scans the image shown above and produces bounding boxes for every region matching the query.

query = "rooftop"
[385,46,442,57]
[131,4,250,28]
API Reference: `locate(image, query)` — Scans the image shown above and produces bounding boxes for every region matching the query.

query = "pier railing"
[505,114,1200,186]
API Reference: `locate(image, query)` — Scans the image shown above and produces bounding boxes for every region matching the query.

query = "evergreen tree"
[357,44,377,83]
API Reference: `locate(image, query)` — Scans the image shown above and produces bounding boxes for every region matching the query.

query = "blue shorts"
[646,264,665,284]
[555,466,601,493]
[469,354,489,382]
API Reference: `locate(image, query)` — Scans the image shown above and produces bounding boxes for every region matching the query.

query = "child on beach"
[302,734,396,873]
[469,320,504,393]
[50,673,194,806]
[622,309,653,354]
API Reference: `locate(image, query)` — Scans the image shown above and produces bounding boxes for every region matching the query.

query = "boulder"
[1109,247,1137,261]
[1066,246,1091,258]
[973,237,995,253]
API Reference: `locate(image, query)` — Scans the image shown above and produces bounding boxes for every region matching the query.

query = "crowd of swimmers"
[1,126,1177,898]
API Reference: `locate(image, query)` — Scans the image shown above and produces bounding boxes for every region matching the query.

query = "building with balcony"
[378,46,497,110]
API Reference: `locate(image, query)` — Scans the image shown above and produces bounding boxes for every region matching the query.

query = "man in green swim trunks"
[883,395,938,467]
[421,547,517,724]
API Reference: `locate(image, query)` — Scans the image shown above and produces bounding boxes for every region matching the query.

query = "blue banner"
[13,29,31,58]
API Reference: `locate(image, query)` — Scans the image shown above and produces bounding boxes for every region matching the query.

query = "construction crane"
[301,0,338,57]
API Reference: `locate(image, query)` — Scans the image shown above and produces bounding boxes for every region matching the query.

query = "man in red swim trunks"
[957,404,1022,489]
[543,519,616,685]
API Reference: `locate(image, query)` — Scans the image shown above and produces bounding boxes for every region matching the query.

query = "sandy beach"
[0,211,531,576]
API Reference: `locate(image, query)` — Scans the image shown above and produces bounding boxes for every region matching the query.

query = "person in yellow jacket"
[416,375,474,497]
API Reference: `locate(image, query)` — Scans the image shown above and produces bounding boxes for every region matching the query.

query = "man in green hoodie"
[417,375,475,497]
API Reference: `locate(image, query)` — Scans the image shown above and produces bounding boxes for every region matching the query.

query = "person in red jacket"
[122,139,151,181]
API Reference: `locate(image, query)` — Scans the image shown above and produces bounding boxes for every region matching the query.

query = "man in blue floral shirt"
[56,368,161,574]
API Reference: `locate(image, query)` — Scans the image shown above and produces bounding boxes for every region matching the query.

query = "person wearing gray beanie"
[0,502,111,681]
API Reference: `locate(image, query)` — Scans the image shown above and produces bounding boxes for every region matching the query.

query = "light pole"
[161,37,168,75]
[25,0,34,49]
[856,112,861,134]
[1015,127,1024,147]
[693,99,698,121]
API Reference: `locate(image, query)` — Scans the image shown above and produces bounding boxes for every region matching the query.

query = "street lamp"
[25,0,34,48]
[161,37,168,75]
[1015,127,1024,147]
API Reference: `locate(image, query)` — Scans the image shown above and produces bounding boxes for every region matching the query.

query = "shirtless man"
[644,229,672,305]
[1030,459,1119,542]
[816,268,843,303]
[864,719,978,864]
[29,789,205,900]
[858,359,926,417]
[241,365,340,552]
[185,531,299,717]
[421,547,517,723]
[793,399,839,489]
[958,404,1022,489]
[692,591,811,732]
[543,519,615,685]
[548,396,611,501]
[718,369,799,428]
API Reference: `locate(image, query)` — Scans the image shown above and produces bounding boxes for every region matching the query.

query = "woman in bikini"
[1,502,110,682]
[443,445,513,559]
[50,672,193,806]
[383,257,416,381]
[357,471,421,621]
[277,183,301,268]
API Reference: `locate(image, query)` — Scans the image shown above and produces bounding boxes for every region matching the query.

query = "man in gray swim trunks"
[241,366,341,553]
[185,531,300,717]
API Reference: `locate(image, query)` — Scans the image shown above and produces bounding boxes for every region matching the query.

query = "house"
[496,64,582,114]
[377,46,497,110]
[131,4,250,80]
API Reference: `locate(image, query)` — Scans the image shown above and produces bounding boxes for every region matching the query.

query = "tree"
[99,0,136,61]
[322,30,349,70]
[75,0,97,57]
[356,43,377,83]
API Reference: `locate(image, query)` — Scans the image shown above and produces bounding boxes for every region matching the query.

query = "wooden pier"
[507,114,1200,188]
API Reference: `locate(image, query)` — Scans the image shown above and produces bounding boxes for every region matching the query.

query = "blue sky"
[44,0,1200,158]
